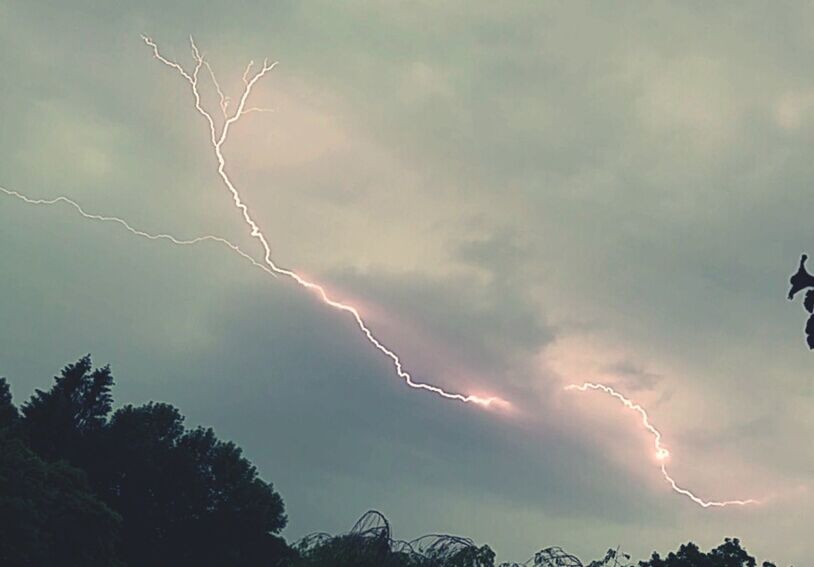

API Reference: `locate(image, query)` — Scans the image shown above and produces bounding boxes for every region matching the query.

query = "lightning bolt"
[0,186,278,277]
[0,35,762,510]
[566,382,760,507]
[137,35,504,408]
[0,181,498,407]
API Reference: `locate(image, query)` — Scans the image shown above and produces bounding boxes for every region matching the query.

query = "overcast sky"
[0,1,811,564]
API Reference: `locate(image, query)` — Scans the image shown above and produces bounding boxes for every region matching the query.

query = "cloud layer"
[0,1,811,564]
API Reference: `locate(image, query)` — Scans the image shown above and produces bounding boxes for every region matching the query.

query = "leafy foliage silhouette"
[637,539,777,567]
[0,377,18,429]
[2,357,288,567]
[21,356,113,463]
[0,373,121,567]
[787,253,814,348]
[0,434,123,566]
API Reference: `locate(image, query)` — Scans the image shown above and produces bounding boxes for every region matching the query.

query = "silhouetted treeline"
[0,358,783,566]
[0,357,289,567]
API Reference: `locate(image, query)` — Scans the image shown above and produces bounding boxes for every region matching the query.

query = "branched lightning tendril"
[139,35,502,408]
[0,187,277,277]
[0,35,761,509]
[565,383,760,507]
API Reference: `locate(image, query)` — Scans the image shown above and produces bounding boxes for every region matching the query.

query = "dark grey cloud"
[0,1,811,564]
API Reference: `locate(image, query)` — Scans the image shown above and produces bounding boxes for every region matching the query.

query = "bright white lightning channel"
[0,35,762,509]
[139,35,505,408]
[566,383,760,507]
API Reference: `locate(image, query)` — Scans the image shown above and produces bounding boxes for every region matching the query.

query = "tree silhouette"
[98,403,289,566]
[7,356,290,567]
[0,434,122,566]
[638,538,776,567]
[21,356,113,462]
[0,377,17,430]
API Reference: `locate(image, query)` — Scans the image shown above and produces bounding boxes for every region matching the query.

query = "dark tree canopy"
[0,377,18,430]
[638,538,776,567]
[21,355,113,462]
[100,403,288,566]
[0,434,122,567]
[1,357,288,567]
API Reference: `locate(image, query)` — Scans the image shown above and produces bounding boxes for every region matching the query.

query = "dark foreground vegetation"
[0,357,782,566]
